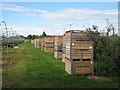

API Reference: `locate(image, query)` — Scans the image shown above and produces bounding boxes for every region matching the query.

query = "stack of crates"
[44,37,54,52]
[39,38,42,49]
[54,36,63,58]
[65,30,94,75]
[41,38,45,51]
[62,35,66,63]
[24,39,30,43]
[31,40,35,44]
[34,38,41,48]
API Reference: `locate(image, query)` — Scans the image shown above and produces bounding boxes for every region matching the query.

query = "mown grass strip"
[2,43,118,88]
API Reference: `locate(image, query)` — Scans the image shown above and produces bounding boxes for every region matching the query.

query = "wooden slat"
[65,59,71,74]
[62,53,66,63]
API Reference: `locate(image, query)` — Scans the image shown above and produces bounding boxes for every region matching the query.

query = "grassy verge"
[2,43,118,88]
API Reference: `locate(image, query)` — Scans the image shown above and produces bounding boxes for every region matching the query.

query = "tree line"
[24,32,47,40]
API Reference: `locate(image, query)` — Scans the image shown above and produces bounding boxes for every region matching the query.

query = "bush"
[93,34,119,77]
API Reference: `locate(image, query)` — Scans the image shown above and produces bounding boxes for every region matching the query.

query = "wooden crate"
[72,61,93,74]
[34,39,37,48]
[39,38,42,48]
[41,38,45,51]
[24,39,30,43]
[62,53,66,63]
[34,38,41,48]
[65,58,72,74]
[54,51,58,58]
[62,35,66,62]
[31,40,35,44]
[44,47,54,52]
[65,30,94,75]
[54,51,63,58]
[44,37,54,52]
[54,36,63,58]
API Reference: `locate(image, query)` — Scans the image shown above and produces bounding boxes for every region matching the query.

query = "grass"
[1,52,16,54]
[2,43,118,88]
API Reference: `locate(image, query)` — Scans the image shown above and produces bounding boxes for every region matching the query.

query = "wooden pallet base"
[44,47,54,52]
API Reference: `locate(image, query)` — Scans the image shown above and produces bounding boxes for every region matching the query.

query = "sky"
[0,2,118,36]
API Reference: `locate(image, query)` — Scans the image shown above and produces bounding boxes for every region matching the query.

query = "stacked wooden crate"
[34,39,37,48]
[54,36,63,58]
[62,35,66,62]
[34,38,41,48]
[65,30,94,75]
[41,38,45,51]
[38,38,42,48]
[24,39,30,43]
[44,37,54,52]
[39,38,42,49]
[31,40,35,44]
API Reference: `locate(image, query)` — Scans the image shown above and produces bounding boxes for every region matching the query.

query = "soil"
[88,75,112,81]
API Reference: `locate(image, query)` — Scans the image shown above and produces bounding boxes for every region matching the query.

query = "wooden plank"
[65,59,72,74]
[62,53,66,63]
[54,51,58,58]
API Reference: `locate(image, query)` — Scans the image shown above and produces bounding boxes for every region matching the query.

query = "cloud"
[42,9,118,27]
[32,9,48,13]
[9,26,43,36]
[13,13,37,17]
[2,3,48,13]
[3,7,26,11]
[7,25,66,37]
[1,3,118,35]
[6,8,118,36]
[41,8,118,34]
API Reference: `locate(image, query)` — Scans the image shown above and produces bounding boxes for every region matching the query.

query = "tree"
[85,24,119,76]
[27,34,32,39]
[40,31,47,38]
[32,35,39,39]
[19,35,24,38]
[92,25,98,31]
[106,19,115,36]
[42,31,46,37]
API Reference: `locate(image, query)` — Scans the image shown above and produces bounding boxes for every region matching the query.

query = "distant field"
[2,43,118,88]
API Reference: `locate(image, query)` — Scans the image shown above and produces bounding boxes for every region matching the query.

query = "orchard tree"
[40,31,47,38]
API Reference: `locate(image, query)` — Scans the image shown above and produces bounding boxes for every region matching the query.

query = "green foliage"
[39,31,47,38]
[19,35,24,38]
[86,25,119,77]
[42,31,47,37]
[25,34,39,40]
[27,34,32,39]
[95,36,119,77]
[25,32,47,39]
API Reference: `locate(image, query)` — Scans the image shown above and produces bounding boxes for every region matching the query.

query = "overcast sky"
[1,2,118,36]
